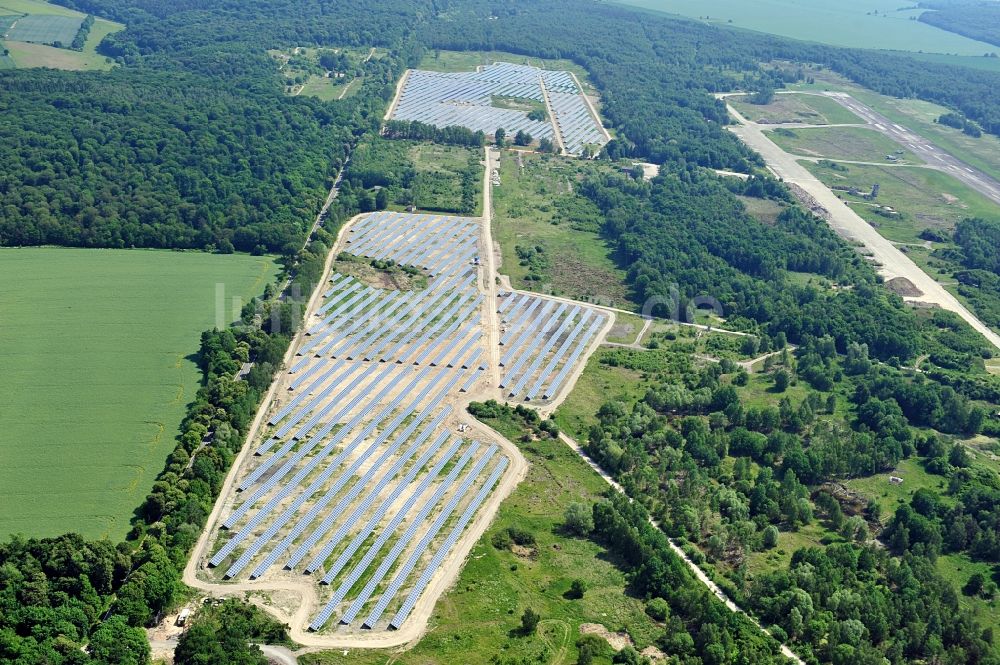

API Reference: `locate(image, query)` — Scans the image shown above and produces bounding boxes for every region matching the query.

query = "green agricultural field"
[0,248,278,540]
[302,424,661,665]
[616,0,999,54]
[0,0,121,70]
[766,125,922,164]
[731,93,863,126]
[0,0,80,17]
[805,161,1000,243]
[5,13,81,44]
[903,51,1000,74]
[492,151,630,308]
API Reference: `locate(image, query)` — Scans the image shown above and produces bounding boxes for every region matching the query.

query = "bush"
[564,502,595,535]
[521,607,540,634]
[645,597,670,621]
[491,530,513,550]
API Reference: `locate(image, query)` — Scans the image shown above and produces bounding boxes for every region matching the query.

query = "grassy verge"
[805,160,1000,243]
[786,66,1000,184]
[766,125,922,164]
[731,92,863,125]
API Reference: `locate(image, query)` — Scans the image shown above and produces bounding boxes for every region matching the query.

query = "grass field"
[935,552,1000,636]
[615,0,999,54]
[736,195,788,226]
[805,161,1000,243]
[604,312,645,344]
[0,248,278,540]
[842,457,950,526]
[492,151,631,308]
[5,13,80,43]
[554,347,679,441]
[767,126,922,164]
[731,93,863,126]
[301,421,660,665]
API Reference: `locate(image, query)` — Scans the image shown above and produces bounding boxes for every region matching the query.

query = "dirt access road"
[726,103,1000,352]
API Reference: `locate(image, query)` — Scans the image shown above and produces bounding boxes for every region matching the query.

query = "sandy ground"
[726,103,1000,352]
[383,68,410,121]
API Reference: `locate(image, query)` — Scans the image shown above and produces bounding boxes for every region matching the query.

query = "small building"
[889,476,903,485]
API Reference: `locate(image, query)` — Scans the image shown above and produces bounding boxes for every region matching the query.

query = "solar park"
[193,209,611,639]
[390,62,609,156]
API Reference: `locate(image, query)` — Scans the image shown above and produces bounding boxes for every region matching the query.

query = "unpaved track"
[726,103,1000,352]
[383,69,410,121]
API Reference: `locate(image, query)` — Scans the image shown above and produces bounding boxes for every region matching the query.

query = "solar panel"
[380,456,509,630]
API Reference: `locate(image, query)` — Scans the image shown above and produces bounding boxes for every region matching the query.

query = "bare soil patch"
[885,276,923,298]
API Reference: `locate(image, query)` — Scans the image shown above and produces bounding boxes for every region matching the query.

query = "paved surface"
[817,92,1000,206]
[726,103,1000,352]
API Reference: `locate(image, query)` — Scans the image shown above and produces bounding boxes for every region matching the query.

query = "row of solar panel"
[495,292,608,401]
[309,442,508,631]
[210,211,505,632]
[391,68,554,140]
[548,91,607,155]
[215,347,484,572]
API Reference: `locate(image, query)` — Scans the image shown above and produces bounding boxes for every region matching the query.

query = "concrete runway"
[815,92,1000,206]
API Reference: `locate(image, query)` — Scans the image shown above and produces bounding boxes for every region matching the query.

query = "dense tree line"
[918,1,1000,49]
[383,119,486,147]
[71,15,95,50]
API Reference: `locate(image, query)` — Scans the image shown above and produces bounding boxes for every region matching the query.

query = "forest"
[0,0,992,254]
[918,2,1000,49]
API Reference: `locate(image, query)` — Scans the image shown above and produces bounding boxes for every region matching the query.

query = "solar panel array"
[495,292,608,402]
[206,212,508,634]
[390,62,608,156]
